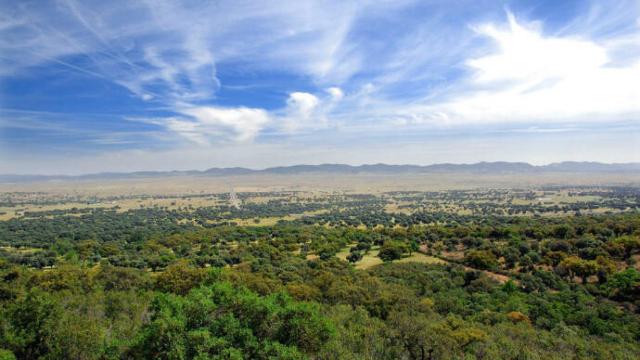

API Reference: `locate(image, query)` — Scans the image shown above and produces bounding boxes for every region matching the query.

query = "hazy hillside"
[1,161,640,183]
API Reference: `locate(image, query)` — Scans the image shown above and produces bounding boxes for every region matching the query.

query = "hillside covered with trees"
[1,188,640,359]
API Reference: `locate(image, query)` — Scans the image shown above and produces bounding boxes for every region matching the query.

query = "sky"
[0,0,639,174]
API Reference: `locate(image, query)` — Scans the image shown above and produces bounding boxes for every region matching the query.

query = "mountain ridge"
[1,161,640,183]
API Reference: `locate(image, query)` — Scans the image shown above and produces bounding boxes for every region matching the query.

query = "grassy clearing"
[226,209,331,226]
[335,244,384,269]
[347,251,445,270]
[335,244,356,262]
[354,249,383,269]
[397,252,447,265]
[0,246,42,254]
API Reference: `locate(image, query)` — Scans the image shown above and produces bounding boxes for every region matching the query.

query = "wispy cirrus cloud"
[0,0,377,101]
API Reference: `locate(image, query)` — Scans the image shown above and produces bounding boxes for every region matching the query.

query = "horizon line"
[2,160,640,178]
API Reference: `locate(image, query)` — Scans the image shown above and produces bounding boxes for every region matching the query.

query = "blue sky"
[0,0,639,174]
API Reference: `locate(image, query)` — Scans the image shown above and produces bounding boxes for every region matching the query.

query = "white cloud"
[280,92,320,133]
[326,87,344,101]
[469,13,608,84]
[287,92,320,117]
[134,87,345,143]
[170,106,271,144]
[402,12,640,125]
[164,118,208,145]
[279,88,348,133]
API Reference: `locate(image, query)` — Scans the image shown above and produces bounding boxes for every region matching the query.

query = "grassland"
[336,243,447,270]
[1,176,636,222]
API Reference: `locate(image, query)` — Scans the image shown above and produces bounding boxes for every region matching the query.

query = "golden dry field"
[1,172,639,220]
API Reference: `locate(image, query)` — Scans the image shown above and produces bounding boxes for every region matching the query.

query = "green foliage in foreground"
[1,210,640,359]
[1,257,639,359]
[0,275,330,359]
[134,283,333,359]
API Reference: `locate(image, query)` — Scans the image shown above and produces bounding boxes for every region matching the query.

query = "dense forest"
[0,189,639,359]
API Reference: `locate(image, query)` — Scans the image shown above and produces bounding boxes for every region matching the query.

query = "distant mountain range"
[1,162,640,183]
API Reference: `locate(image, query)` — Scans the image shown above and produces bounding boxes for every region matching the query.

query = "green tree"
[154,261,208,295]
[347,251,363,263]
[379,241,408,262]
[465,250,497,270]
